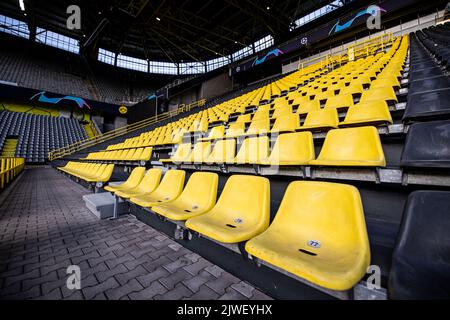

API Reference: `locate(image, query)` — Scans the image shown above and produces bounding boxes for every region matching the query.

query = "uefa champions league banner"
[0,83,123,116]
[231,0,423,75]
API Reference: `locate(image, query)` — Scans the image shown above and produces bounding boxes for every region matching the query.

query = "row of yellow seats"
[58,162,115,183]
[106,168,369,291]
[194,103,391,139]
[163,126,385,167]
[83,147,153,162]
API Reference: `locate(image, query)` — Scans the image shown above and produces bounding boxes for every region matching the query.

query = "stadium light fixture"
[19,0,25,11]
[156,17,161,21]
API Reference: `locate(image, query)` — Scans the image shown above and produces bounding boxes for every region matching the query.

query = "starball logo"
[329,5,386,35]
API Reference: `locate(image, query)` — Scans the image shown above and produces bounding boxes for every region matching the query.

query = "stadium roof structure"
[0,0,341,62]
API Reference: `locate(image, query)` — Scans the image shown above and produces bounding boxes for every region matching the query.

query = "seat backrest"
[191,142,212,162]
[135,168,162,194]
[172,143,191,160]
[214,175,270,227]
[177,172,219,211]
[153,170,186,198]
[247,118,270,134]
[206,139,236,162]
[388,191,450,299]
[271,114,300,132]
[318,126,385,164]
[235,136,269,163]
[269,132,315,163]
[139,147,153,161]
[269,181,370,262]
[226,122,245,137]
[207,126,225,140]
[116,167,146,189]
[98,164,115,182]
[303,109,339,128]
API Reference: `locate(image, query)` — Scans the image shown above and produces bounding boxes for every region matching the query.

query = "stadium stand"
[0,110,87,163]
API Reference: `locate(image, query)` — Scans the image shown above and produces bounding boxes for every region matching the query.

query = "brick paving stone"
[0,168,271,300]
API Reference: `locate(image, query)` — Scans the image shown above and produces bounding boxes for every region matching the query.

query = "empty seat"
[324,94,354,110]
[200,126,225,141]
[114,169,162,199]
[228,136,269,164]
[300,109,339,131]
[340,101,393,126]
[189,142,212,163]
[185,175,270,243]
[225,122,246,138]
[152,172,219,221]
[400,119,450,168]
[246,118,270,135]
[203,139,236,164]
[270,114,300,133]
[245,181,370,291]
[161,143,191,163]
[403,88,450,122]
[296,100,320,115]
[104,167,146,193]
[359,86,398,104]
[309,126,385,167]
[258,132,315,166]
[130,170,186,207]
[389,191,450,299]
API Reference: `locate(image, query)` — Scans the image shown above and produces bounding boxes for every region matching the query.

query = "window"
[36,28,79,53]
[290,0,343,31]
[0,14,29,39]
[254,35,274,53]
[179,62,204,75]
[149,61,178,75]
[232,46,254,61]
[206,56,231,72]
[98,48,115,65]
[117,54,148,72]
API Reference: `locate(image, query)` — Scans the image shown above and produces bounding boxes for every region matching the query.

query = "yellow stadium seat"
[296,100,320,115]
[228,136,269,164]
[203,139,236,164]
[246,118,270,135]
[152,172,218,221]
[371,76,400,90]
[114,169,162,199]
[225,122,246,138]
[138,147,153,161]
[185,175,270,243]
[359,86,398,104]
[270,114,300,133]
[271,105,293,119]
[130,148,143,161]
[199,126,225,141]
[85,164,115,183]
[130,170,186,207]
[324,94,354,110]
[245,181,370,291]
[252,109,270,121]
[340,101,393,127]
[161,143,191,163]
[190,142,212,163]
[236,114,252,123]
[309,126,386,167]
[104,167,146,193]
[258,132,315,166]
[339,83,364,97]
[300,109,339,130]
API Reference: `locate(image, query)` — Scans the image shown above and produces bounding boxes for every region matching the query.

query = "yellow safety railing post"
[0,159,4,189]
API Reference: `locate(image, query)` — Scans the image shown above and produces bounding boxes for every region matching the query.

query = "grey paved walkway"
[0,167,272,300]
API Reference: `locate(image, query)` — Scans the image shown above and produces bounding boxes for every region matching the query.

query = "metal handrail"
[48,99,206,161]
[0,157,25,190]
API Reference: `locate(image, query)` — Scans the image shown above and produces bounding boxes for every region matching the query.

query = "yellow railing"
[48,99,206,161]
[0,157,25,190]
[298,33,395,71]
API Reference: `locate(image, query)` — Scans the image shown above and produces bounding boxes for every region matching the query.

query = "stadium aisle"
[0,167,271,300]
